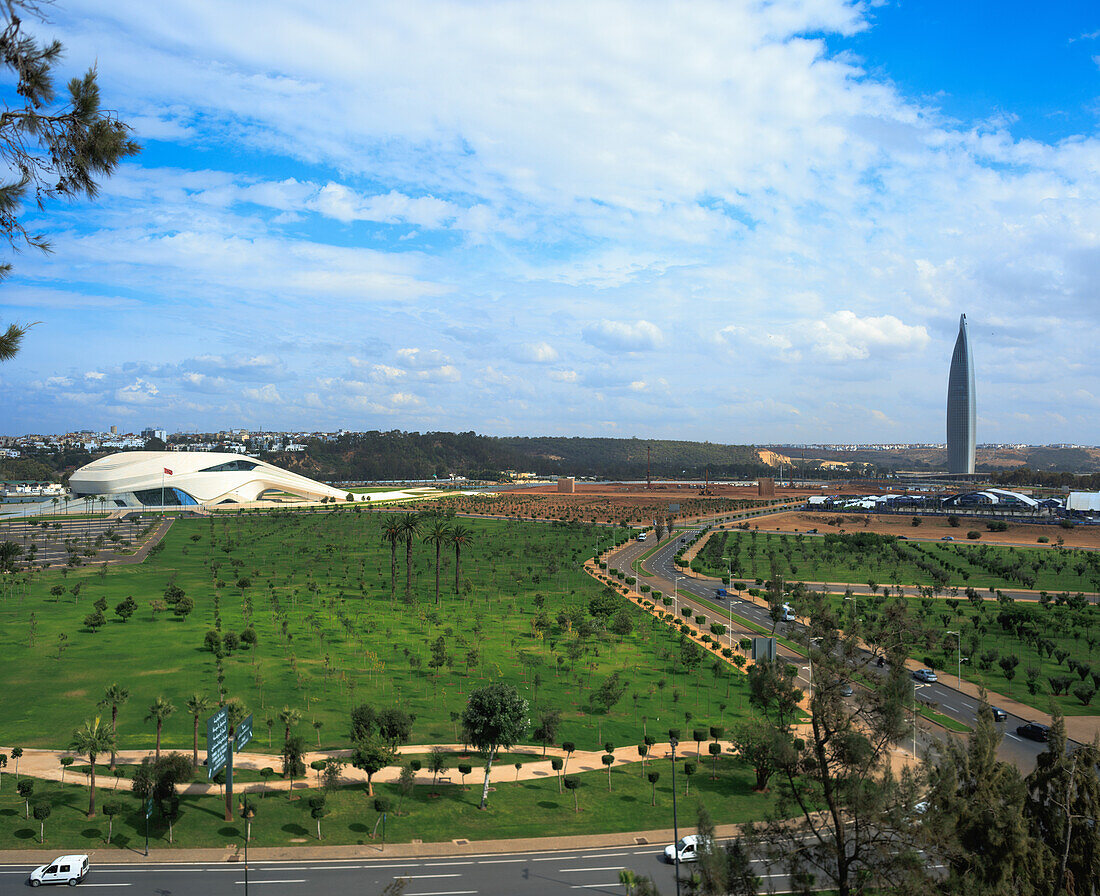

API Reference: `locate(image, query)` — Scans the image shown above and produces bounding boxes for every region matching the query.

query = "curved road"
[609,529,1068,774]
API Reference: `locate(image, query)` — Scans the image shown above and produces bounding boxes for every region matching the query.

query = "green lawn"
[825,592,1100,715]
[0,755,774,849]
[0,512,750,754]
[694,530,1100,594]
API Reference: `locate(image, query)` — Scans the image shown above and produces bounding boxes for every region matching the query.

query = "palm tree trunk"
[405,537,413,602]
[192,716,199,768]
[87,756,97,817]
[435,541,441,606]
[109,706,118,770]
[155,721,162,761]
[454,545,461,597]
[390,544,397,604]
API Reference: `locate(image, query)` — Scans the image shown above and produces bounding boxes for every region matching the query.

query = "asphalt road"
[0,842,795,895]
[614,530,1061,774]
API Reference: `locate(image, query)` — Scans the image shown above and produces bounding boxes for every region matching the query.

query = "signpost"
[235,714,253,752]
[751,636,777,661]
[144,797,153,856]
[205,706,229,780]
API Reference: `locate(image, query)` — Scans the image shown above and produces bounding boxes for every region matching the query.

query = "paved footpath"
[1,741,719,797]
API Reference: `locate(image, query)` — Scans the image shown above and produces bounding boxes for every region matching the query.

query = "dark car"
[1016,722,1050,742]
[990,707,1007,722]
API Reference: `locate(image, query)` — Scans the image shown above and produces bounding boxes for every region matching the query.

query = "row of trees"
[673,588,1100,896]
[378,512,473,606]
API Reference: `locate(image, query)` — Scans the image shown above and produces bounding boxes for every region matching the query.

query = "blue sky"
[1,0,1099,443]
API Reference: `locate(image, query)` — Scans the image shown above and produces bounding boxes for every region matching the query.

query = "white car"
[664,834,710,863]
[29,855,89,887]
[781,603,796,622]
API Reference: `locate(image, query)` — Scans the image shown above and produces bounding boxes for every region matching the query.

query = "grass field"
[824,592,1100,715]
[695,529,1100,594]
[0,754,774,849]
[0,511,750,754]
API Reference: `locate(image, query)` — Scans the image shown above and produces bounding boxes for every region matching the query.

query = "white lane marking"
[570,884,621,889]
[559,866,628,873]
[399,874,462,879]
[476,859,524,864]
[405,891,478,896]
[422,861,476,866]
[1006,733,1023,742]
[234,881,307,885]
[79,886,132,889]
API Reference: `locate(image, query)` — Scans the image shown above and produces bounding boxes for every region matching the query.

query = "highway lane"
[614,529,1062,774]
[0,842,796,896]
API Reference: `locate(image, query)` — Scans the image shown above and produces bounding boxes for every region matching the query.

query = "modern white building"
[69,451,358,508]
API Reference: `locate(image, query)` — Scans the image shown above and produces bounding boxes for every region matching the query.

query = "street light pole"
[669,737,682,896]
[674,575,681,620]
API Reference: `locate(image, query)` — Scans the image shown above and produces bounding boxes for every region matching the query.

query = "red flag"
[163,468,173,476]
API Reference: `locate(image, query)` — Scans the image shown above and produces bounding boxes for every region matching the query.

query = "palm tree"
[69,717,116,817]
[449,525,472,597]
[399,513,421,603]
[424,520,452,606]
[145,697,175,761]
[380,515,402,604]
[278,706,301,748]
[185,694,212,768]
[98,684,129,770]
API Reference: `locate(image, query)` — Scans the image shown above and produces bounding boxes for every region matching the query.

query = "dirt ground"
[749,510,1100,550]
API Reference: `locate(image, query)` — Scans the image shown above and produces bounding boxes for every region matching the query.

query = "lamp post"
[669,736,682,896]
[946,630,961,687]
[674,575,681,621]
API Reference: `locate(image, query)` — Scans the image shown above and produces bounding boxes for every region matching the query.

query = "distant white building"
[69,451,362,508]
[1067,492,1100,513]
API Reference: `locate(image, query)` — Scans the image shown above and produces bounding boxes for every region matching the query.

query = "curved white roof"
[70,451,352,506]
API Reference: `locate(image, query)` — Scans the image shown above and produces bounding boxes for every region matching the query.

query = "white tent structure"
[69,451,357,508]
[1067,492,1100,513]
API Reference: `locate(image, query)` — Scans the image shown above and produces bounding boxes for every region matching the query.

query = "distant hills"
[267,432,777,482]
[5,432,1100,486]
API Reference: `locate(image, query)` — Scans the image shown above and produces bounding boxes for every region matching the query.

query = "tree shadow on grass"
[12,828,36,840]
[81,827,102,840]
[219,826,241,838]
[282,823,308,837]
[349,823,369,833]
[537,801,562,810]
[0,808,16,817]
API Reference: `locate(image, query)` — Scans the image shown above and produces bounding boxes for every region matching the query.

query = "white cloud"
[115,378,160,404]
[805,311,930,362]
[518,342,559,363]
[582,320,664,352]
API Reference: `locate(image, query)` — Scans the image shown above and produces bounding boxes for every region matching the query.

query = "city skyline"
[1,1,1099,442]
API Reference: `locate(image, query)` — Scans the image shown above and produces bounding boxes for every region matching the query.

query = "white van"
[636,532,647,541]
[29,854,89,886]
[781,603,797,622]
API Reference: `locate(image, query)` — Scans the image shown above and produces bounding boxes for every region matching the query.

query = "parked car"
[838,681,853,697]
[29,855,89,887]
[664,834,710,864]
[990,707,1007,722]
[1016,722,1050,742]
[913,668,938,683]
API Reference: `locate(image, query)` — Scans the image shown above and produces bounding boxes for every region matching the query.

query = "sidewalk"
[1,741,726,797]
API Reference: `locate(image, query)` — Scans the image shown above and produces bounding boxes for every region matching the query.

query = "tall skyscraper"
[946,313,976,475]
